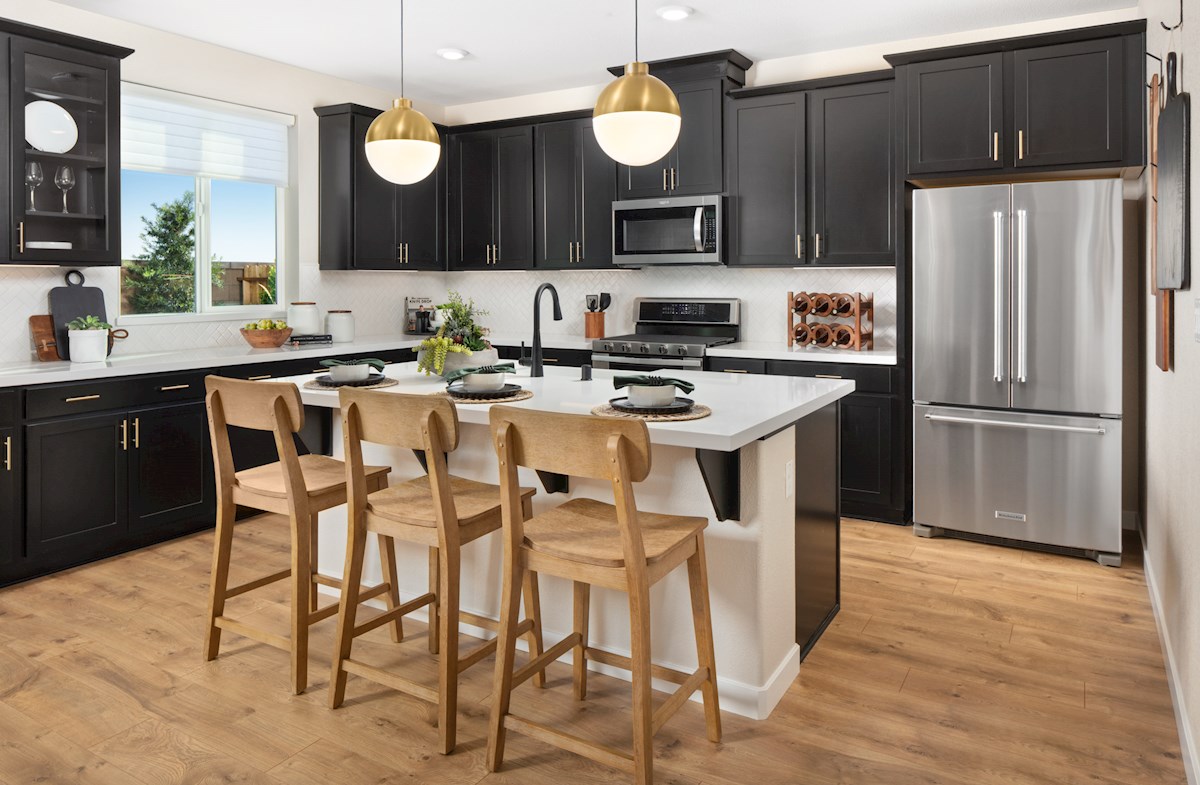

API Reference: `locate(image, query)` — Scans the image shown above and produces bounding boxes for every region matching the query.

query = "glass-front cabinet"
[4,23,131,266]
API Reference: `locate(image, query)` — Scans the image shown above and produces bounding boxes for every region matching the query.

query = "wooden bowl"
[240,327,293,349]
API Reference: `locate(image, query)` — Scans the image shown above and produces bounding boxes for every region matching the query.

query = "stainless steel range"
[591,298,739,372]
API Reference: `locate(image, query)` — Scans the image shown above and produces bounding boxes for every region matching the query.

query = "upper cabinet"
[447,125,534,270]
[3,22,132,266]
[534,117,617,269]
[888,21,1145,179]
[315,103,446,271]
[614,51,750,200]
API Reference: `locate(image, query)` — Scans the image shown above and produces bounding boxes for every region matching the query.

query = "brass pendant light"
[365,0,441,184]
[593,0,681,166]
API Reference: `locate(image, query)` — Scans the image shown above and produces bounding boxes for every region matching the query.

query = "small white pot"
[626,385,676,407]
[462,372,506,392]
[329,364,371,382]
[68,330,109,363]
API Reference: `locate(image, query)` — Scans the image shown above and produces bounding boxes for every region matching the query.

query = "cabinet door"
[494,126,534,268]
[1012,38,1123,168]
[726,93,805,266]
[905,54,1003,174]
[25,413,127,556]
[397,138,445,270]
[577,120,617,268]
[10,37,121,266]
[617,155,672,200]
[350,113,400,269]
[670,80,724,195]
[534,120,578,268]
[128,402,213,535]
[839,393,897,511]
[810,82,895,266]
[0,426,16,565]
[448,131,496,270]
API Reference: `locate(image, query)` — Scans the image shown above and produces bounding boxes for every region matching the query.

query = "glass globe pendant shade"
[365,98,441,185]
[593,62,681,166]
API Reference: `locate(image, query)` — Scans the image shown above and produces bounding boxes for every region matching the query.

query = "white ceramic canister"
[287,302,321,336]
[326,310,355,343]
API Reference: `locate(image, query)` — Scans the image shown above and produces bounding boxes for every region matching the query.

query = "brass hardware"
[404,243,410,264]
[726,369,749,373]
[247,374,272,381]
[815,374,843,379]
[993,132,999,162]
[65,394,100,403]
[486,244,492,264]
[493,244,499,264]
[594,61,682,121]
[796,234,802,259]
[1018,130,1025,160]
[398,244,403,263]
[133,417,140,449]
[120,420,128,451]
[670,167,677,190]
[569,242,575,263]
[17,221,24,254]
[542,357,559,363]
[663,168,668,191]
[576,241,582,262]
[814,233,821,259]
[159,384,190,392]
[4,436,10,472]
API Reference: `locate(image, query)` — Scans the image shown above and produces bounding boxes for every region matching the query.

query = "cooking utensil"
[49,270,107,361]
[586,294,599,312]
[29,315,60,361]
[1157,52,1191,290]
[598,293,612,312]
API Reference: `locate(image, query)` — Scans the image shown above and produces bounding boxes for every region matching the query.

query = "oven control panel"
[634,298,740,325]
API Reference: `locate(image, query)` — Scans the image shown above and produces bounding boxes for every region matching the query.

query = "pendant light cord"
[634,0,639,62]
[400,0,406,97]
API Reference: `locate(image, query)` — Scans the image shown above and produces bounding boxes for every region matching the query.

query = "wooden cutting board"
[28,315,61,361]
[48,270,107,361]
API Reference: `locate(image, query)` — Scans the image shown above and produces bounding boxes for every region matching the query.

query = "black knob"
[602,342,612,351]
[640,345,649,353]
[676,345,688,355]
[658,345,668,354]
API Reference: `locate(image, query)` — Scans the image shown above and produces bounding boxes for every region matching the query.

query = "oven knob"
[675,345,689,356]
[639,344,650,354]
[657,344,668,355]
[618,342,631,353]
[601,342,613,352]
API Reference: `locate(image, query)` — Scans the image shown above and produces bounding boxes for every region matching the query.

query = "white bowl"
[329,364,370,382]
[462,372,505,392]
[626,385,676,407]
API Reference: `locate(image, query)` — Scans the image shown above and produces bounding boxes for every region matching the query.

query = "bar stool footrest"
[652,667,710,734]
[342,658,439,703]
[584,646,693,685]
[225,568,291,599]
[505,714,634,772]
[513,632,579,688]
[352,591,436,638]
[214,616,290,651]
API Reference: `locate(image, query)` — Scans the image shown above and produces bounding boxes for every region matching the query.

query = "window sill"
[116,308,286,327]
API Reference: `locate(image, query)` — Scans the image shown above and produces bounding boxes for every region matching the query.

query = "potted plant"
[67,315,112,363]
[319,357,386,383]
[416,291,498,375]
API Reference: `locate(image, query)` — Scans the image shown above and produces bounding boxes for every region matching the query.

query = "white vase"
[69,330,109,363]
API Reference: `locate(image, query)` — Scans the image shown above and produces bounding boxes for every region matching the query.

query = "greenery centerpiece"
[416,291,498,375]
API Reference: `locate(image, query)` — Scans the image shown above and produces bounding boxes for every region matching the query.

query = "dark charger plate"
[608,396,695,415]
[446,382,524,400]
[311,373,387,388]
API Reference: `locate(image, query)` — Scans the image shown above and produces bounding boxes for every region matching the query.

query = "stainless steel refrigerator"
[912,179,1124,566]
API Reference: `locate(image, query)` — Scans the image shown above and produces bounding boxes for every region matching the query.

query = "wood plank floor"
[0,516,1184,784]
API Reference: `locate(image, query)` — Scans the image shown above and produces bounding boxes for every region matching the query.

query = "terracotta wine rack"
[787,291,874,351]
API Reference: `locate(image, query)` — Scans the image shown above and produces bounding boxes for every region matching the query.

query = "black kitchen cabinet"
[902,53,1003,175]
[448,126,534,270]
[617,79,725,199]
[315,104,446,271]
[535,118,617,269]
[5,26,131,266]
[725,92,806,266]
[838,393,898,515]
[493,345,591,368]
[127,401,212,534]
[1012,37,1123,168]
[706,356,767,375]
[809,81,895,266]
[0,424,16,565]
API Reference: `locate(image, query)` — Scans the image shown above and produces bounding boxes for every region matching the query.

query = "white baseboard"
[317,585,796,721]
[1142,541,1198,785]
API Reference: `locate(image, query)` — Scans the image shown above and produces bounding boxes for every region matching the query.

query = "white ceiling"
[55,0,1137,106]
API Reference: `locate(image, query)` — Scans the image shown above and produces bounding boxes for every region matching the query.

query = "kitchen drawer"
[25,378,136,421]
[126,372,207,404]
[542,348,591,367]
[0,390,16,426]
[216,359,324,381]
[707,357,766,375]
[766,360,894,394]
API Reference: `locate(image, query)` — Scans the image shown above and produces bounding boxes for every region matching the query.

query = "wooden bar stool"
[329,387,546,755]
[204,376,393,695]
[486,406,722,785]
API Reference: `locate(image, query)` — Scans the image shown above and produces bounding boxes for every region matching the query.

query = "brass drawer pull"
[17,221,25,254]
[725,369,749,374]
[1018,130,1025,160]
[133,417,140,449]
[4,436,10,472]
[542,357,559,363]
[247,374,272,381]
[120,420,128,451]
[159,384,190,392]
[993,131,999,162]
[65,394,100,403]
[815,374,843,379]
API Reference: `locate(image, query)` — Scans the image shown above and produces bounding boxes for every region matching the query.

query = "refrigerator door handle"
[923,412,1107,435]
[1016,208,1029,383]
[992,211,1005,383]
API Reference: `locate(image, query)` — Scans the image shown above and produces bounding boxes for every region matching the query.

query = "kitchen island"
[281,362,854,720]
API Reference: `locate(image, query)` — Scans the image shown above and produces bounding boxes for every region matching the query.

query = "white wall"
[1139,0,1200,779]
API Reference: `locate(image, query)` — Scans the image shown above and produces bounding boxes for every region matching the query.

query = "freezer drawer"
[913,405,1121,555]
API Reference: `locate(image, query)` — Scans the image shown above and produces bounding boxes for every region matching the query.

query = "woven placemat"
[304,377,399,391]
[590,403,712,422]
[435,388,535,404]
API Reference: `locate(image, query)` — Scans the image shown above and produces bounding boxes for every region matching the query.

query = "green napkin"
[320,358,386,372]
[613,374,696,394]
[444,363,515,383]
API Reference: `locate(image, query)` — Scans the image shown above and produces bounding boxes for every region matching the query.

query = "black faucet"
[530,282,563,377]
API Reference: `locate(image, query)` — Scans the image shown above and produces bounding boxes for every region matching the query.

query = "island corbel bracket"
[695,448,741,522]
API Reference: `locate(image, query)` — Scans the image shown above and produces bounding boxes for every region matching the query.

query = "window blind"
[121,83,293,187]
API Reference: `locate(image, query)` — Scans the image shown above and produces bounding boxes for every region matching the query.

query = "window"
[119,83,293,318]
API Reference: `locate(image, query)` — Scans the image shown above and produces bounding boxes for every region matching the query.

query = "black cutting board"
[1157,53,1191,290]
[49,270,108,361]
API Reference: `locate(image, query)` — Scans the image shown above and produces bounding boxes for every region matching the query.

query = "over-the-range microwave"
[611,194,722,267]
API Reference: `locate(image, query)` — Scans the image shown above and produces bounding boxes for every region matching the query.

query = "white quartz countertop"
[282,362,854,452]
[0,334,422,389]
[707,341,898,365]
[483,332,595,351]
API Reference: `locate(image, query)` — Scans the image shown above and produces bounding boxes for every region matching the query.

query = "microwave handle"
[693,207,704,252]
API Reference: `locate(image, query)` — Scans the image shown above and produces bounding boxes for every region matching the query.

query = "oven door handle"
[592,354,704,369]
[693,207,704,252]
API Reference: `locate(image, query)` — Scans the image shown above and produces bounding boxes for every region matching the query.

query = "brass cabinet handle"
[568,242,574,263]
[247,374,272,381]
[815,373,843,379]
[671,168,677,190]
[796,234,803,259]
[159,384,190,392]
[576,241,582,262]
[814,233,822,259]
[397,244,403,264]
[542,357,559,363]
[4,436,10,472]
[65,394,100,403]
[993,132,999,162]
[493,244,499,264]
[663,168,668,191]
[133,417,140,449]
[485,244,491,265]
[404,243,410,264]
[17,221,24,254]
[1018,130,1025,160]
[120,420,128,451]
[725,369,749,373]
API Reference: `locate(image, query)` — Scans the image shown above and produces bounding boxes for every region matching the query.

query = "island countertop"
[280,362,855,453]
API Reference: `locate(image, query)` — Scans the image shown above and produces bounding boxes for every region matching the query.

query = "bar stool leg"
[687,535,722,743]
[486,553,524,772]
[427,547,440,655]
[290,510,313,695]
[436,545,461,755]
[629,582,655,785]
[376,534,404,643]
[329,507,368,709]
[204,495,237,662]
[522,570,546,689]
[308,511,320,613]
[572,581,590,700]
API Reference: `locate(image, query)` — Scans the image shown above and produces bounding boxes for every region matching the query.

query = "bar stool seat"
[523,498,706,568]
[236,454,390,499]
[369,474,535,528]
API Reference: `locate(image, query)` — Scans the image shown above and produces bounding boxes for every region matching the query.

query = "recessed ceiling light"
[655,5,694,21]
[436,48,469,61]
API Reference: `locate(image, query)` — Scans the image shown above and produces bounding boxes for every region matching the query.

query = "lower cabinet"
[493,345,592,367]
[128,402,213,534]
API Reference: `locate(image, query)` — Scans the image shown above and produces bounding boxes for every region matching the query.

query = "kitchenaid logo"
[995,510,1027,522]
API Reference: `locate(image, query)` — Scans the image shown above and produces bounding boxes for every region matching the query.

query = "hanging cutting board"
[49,270,107,361]
[1157,52,1191,290]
